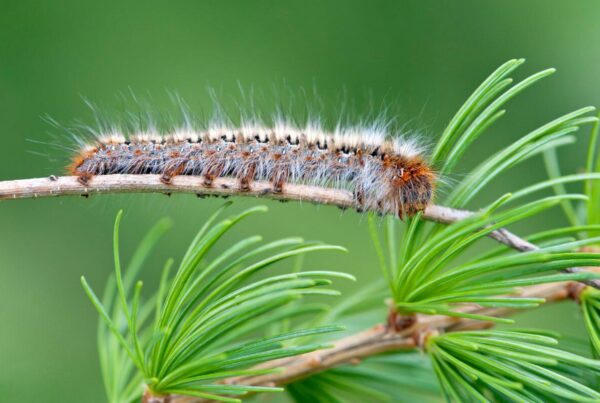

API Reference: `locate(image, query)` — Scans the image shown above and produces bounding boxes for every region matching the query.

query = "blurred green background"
[1,1,599,401]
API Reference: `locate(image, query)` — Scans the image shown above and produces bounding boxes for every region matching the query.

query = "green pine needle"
[368,193,600,321]
[287,354,441,403]
[581,287,600,357]
[427,330,600,402]
[81,204,350,401]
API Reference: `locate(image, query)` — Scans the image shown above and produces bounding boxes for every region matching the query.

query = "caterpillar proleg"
[69,121,435,217]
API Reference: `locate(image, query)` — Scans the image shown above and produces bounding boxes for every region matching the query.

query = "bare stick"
[1,175,598,289]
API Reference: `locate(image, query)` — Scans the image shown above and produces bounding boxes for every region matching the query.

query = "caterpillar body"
[69,124,435,217]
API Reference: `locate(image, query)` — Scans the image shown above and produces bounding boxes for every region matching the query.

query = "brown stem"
[143,388,171,403]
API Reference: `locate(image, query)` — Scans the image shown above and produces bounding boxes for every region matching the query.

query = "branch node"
[309,356,322,367]
[386,300,417,332]
[414,327,439,350]
[567,282,586,303]
[143,389,171,403]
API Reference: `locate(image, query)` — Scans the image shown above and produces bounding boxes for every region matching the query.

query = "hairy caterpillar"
[68,122,435,217]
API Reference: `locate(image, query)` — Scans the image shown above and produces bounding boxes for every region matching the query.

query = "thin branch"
[1,175,598,289]
[170,280,584,403]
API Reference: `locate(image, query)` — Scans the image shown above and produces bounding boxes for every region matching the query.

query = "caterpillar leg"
[353,188,365,213]
[203,174,214,187]
[271,167,289,193]
[202,164,224,187]
[160,160,187,184]
[77,172,93,186]
[238,164,256,192]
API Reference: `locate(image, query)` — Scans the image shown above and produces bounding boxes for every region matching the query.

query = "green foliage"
[287,354,440,403]
[81,204,353,402]
[432,58,554,176]
[370,193,600,322]
[91,216,173,403]
[369,59,600,321]
[586,112,600,228]
[427,330,600,402]
[535,95,600,231]
[539,110,600,361]
[431,58,596,207]
[542,145,600,230]
[581,287,600,357]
